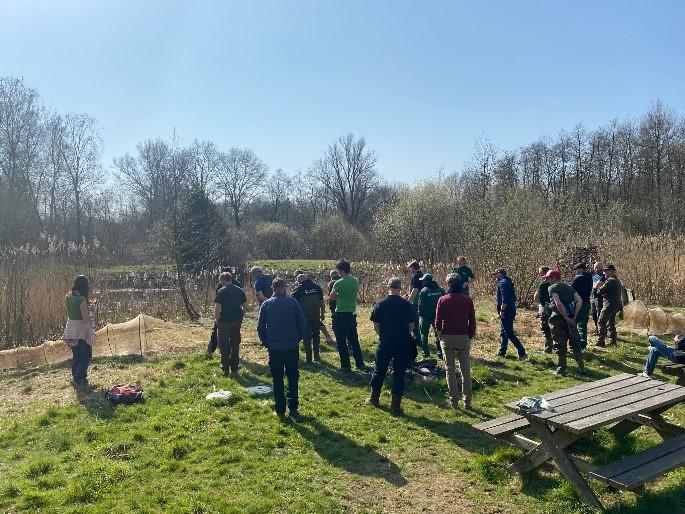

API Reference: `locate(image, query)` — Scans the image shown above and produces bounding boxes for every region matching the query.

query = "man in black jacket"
[207,268,243,356]
[291,273,325,364]
[570,262,593,349]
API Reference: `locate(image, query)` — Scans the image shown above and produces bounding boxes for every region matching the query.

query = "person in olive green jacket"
[417,273,445,359]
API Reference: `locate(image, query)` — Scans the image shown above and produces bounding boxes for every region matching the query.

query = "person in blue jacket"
[494,268,528,360]
[257,278,305,420]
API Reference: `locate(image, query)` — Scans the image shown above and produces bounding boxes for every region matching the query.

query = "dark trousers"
[207,322,218,353]
[268,347,299,414]
[597,305,619,346]
[303,317,321,362]
[498,313,527,357]
[71,339,92,384]
[550,315,584,371]
[332,312,364,369]
[591,297,604,334]
[539,306,553,352]
[370,342,411,396]
[217,321,242,372]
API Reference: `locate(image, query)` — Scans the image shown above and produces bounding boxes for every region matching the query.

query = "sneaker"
[638,372,653,379]
[552,367,566,376]
[519,354,529,362]
[289,410,302,422]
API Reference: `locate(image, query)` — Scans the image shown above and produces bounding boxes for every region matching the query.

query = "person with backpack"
[417,273,445,359]
[545,269,587,376]
[62,275,96,388]
[291,273,326,364]
[258,278,305,420]
[214,272,247,375]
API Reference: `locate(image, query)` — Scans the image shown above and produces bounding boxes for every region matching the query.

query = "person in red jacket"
[435,274,477,410]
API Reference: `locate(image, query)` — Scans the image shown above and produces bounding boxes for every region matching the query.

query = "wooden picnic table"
[476,373,685,509]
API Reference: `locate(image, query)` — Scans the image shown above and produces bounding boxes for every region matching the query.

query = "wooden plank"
[661,363,685,374]
[528,419,602,508]
[566,386,685,434]
[546,382,682,427]
[590,434,685,490]
[509,430,580,474]
[474,413,526,431]
[535,377,664,419]
[610,446,685,490]
[503,434,539,451]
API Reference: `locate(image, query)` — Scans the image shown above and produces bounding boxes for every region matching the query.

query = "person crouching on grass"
[62,275,96,388]
[641,333,685,378]
[366,277,416,416]
[258,278,305,421]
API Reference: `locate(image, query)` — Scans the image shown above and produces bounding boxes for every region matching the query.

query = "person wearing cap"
[214,272,247,375]
[291,272,325,364]
[417,273,445,358]
[641,333,685,378]
[435,274,477,410]
[545,269,587,376]
[329,260,366,371]
[257,278,305,420]
[367,277,416,415]
[251,266,273,305]
[494,268,528,360]
[207,267,243,356]
[595,264,623,347]
[570,262,593,349]
[407,260,424,348]
[452,256,475,296]
[533,266,554,353]
[591,262,606,336]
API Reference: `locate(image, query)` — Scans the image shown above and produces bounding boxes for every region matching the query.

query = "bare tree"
[217,147,267,227]
[264,168,292,222]
[309,133,380,228]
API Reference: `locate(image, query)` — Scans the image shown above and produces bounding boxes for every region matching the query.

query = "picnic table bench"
[661,362,685,385]
[474,373,685,509]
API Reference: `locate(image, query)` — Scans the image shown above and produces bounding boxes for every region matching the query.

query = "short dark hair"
[272,278,286,290]
[335,260,351,274]
[446,273,462,290]
[72,275,90,298]
[388,277,402,290]
[219,272,232,282]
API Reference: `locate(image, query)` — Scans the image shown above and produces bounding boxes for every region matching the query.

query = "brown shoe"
[365,388,381,407]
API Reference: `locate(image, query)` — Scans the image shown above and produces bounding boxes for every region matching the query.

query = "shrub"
[308,216,368,259]
[252,222,300,259]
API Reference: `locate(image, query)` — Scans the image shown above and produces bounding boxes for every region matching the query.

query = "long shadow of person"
[75,384,115,419]
[292,417,408,487]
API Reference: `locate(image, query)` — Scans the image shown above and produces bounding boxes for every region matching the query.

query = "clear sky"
[1,0,683,183]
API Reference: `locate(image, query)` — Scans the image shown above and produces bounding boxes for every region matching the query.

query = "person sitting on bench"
[641,333,685,377]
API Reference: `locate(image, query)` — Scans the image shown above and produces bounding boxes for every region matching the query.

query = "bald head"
[593,261,604,272]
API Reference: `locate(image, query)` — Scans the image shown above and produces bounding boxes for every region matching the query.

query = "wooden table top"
[506,373,685,435]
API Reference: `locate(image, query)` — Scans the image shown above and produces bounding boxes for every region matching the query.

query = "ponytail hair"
[71,275,90,298]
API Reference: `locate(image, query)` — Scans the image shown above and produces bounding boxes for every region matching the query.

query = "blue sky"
[1,0,683,183]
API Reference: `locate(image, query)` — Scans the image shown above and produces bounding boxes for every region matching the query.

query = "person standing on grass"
[407,260,424,349]
[641,334,685,378]
[595,264,623,348]
[570,262,593,350]
[207,267,243,357]
[258,278,305,420]
[251,266,273,305]
[62,275,96,388]
[494,268,528,360]
[453,256,475,296]
[366,277,416,416]
[329,259,366,372]
[214,271,247,376]
[545,269,587,376]
[327,269,340,313]
[291,273,325,364]
[435,274,476,410]
[417,273,445,359]
[534,266,554,353]
[591,261,606,336]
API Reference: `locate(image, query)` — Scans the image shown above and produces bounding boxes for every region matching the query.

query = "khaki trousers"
[440,334,472,402]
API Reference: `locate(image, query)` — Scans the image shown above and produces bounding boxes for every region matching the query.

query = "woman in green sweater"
[61,275,95,387]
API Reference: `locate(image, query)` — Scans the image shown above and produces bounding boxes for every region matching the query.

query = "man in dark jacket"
[642,334,685,377]
[436,274,476,409]
[495,268,528,360]
[595,264,623,347]
[570,262,593,349]
[291,273,325,364]
[258,278,305,420]
[533,266,554,353]
[366,277,416,415]
[417,273,445,359]
[214,272,247,375]
[591,261,606,335]
[207,268,243,356]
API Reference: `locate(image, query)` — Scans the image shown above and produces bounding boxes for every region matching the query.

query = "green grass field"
[1,305,684,513]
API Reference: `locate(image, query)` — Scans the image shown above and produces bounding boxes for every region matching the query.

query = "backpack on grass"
[105,384,144,405]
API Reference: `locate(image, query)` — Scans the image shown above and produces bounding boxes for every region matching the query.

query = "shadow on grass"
[293,417,408,487]
[75,384,115,419]
[603,481,685,514]
[403,412,502,455]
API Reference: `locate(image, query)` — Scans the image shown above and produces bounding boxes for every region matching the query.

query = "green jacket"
[418,283,445,319]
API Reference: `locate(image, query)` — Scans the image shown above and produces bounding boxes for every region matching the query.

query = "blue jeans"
[71,339,92,384]
[499,314,527,357]
[644,336,676,376]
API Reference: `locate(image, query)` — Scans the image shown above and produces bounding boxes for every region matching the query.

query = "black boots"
[365,388,381,407]
[390,394,403,416]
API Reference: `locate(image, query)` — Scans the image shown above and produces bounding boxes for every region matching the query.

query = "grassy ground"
[1,302,685,514]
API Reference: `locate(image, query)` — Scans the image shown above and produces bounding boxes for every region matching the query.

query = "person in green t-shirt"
[452,256,475,296]
[533,266,554,353]
[329,260,365,371]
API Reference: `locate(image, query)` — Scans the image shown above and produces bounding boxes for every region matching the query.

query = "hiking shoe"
[289,410,302,422]
[274,411,287,422]
[450,397,460,410]
[519,354,529,362]
[496,352,506,358]
[464,399,473,411]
